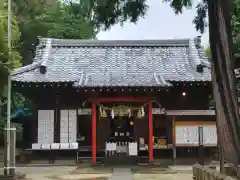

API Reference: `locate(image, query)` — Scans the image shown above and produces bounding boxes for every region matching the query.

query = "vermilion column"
[92,103,97,163]
[148,102,153,163]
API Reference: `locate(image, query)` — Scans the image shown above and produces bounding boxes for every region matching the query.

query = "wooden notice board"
[174,122,217,147]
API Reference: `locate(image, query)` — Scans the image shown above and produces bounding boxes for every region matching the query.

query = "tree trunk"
[208,0,240,166]
[212,67,225,172]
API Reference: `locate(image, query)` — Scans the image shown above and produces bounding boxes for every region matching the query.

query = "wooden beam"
[166,110,215,116]
[78,109,216,116]
[90,97,150,102]
[152,109,215,116]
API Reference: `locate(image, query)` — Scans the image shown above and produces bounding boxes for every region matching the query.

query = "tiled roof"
[12,37,211,87]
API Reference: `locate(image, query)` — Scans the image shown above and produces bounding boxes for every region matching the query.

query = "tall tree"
[39,2,98,39]
[88,0,240,166]
[11,0,98,65]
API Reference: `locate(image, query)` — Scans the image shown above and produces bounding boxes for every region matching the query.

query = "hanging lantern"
[111,109,115,119]
[141,107,145,117]
[137,109,142,119]
[130,121,134,126]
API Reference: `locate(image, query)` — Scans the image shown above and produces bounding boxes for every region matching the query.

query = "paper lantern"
[130,121,134,126]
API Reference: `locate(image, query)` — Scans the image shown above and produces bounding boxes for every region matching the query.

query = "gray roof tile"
[12,38,211,87]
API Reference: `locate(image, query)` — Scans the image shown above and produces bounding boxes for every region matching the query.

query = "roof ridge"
[38,37,190,47]
[12,61,41,76]
[188,38,203,72]
[40,38,52,67]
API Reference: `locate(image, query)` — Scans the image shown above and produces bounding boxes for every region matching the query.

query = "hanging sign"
[78,108,91,115]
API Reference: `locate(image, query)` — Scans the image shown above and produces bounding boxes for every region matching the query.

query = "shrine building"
[11,37,217,164]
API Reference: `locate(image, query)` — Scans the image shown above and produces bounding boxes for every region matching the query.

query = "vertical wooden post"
[172,116,176,164]
[198,126,204,165]
[92,103,97,163]
[148,102,153,163]
[54,92,60,143]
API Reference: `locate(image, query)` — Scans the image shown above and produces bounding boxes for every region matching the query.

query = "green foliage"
[0,9,21,97]
[232,0,240,42]
[39,2,98,39]
[192,0,208,34]
[11,0,57,24]
[0,116,23,144]
[86,0,240,35]
[12,0,98,65]
[205,0,240,64]
[86,0,208,33]
[205,47,211,58]
[87,0,149,30]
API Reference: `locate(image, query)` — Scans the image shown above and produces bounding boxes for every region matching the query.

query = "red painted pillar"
[148,102,153,163]
[92,103,97,163]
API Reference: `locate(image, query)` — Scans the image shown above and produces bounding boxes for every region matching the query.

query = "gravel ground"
[16,166,77,180]
[133,173,193,180]
[0,165,198,180]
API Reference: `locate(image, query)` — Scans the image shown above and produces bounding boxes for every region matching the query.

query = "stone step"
[110,168,133,180]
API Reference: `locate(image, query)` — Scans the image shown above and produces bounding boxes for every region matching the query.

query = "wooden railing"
[192,164,235,180]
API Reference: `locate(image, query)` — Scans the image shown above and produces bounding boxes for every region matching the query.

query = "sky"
[97,0,209,48]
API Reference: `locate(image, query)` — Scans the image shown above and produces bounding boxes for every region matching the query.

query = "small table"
[25,148,78,164]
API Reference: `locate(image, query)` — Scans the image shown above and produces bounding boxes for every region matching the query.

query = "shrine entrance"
[110,116,135,141]
[90,97,154,164]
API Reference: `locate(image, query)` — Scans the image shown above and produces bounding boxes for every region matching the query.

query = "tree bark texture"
[208,0,240,165]
[212,67,224,172]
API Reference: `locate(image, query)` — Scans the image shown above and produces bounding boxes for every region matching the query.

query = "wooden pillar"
[34,91,39,144]
[92,103,97,163]
[54,92,60,143]
[172,116,176,164]
[148,102,153,163]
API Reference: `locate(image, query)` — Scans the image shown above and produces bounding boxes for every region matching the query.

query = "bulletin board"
[174,122,217,147]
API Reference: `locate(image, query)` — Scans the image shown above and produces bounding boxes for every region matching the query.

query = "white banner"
[60,109,77,143]
[37,110,54,144]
